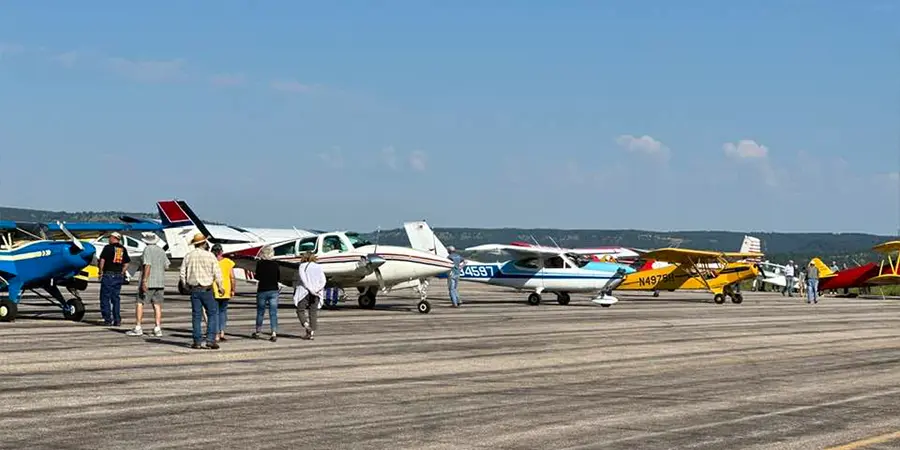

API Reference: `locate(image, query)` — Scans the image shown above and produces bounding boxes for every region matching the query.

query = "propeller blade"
[374,268,385,291]
[57,221,84,251]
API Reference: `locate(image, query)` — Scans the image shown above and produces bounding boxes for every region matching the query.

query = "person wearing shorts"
[127,232,170,337]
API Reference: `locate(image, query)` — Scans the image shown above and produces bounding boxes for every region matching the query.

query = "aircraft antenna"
[547,236,561,249]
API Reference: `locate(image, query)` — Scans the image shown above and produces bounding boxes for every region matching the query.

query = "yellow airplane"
[868,240,900,285]
[614,248,763,304]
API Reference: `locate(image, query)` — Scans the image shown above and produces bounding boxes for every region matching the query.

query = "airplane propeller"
[56,221,85,252]
[363,253,387,290]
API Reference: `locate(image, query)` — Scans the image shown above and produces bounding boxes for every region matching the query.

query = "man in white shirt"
[293,252,326,340]
[782,260,795,297]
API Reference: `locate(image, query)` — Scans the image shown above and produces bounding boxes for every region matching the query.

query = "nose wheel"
[527,293,541,306]
[417,300,431,314]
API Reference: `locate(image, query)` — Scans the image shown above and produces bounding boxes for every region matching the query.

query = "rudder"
[403,221,448,257]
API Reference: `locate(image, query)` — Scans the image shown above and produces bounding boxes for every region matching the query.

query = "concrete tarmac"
[3,275,900,449]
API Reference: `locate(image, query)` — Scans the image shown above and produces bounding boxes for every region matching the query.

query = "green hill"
[2,206,894,266]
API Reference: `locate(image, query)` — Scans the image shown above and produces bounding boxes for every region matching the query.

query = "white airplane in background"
[404,221,635,306]
[225,229,454,313]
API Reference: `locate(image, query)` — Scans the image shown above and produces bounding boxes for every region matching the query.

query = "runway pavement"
[4,274,900,449]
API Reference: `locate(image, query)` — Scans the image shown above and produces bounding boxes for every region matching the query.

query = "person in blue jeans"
[447,246,465,307]
[806,261,820,304]
[98,232,131,326]
[179,233,223,349]
[252,246,281,342]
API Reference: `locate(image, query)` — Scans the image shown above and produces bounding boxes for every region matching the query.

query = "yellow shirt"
[214,258,236,299]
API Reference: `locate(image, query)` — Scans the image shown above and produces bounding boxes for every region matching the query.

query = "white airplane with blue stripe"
[404,221,637,306]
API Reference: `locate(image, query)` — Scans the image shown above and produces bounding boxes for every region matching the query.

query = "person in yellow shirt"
[212,244,236,342]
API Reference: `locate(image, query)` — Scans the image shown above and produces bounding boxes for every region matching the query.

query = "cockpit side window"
[273,241,297,257]
[515,257,539,269]
[322,235,348,253]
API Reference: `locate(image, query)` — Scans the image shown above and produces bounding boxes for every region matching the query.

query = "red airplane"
[811,240,900,294]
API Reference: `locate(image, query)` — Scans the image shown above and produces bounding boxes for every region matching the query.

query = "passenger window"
[273,241,296,257]
[516,258,539,269]
[545,256,564,269]
[322,236,347,253]
[297,238,317,253]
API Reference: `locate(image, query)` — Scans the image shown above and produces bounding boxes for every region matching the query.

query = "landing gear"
[358,287,377,309]
[713,293,726,304]
[527,293,541,306]
[730,293,743,304]
[63,298,85,321]
[556,292,570,305]
[0,299,17,322]
[415,279,431,314]
[417,301,431,314]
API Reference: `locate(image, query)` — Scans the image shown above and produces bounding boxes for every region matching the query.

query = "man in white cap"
[98,232,131,326]
[179,233,223,349]
[782,260,795,297]
[127,232,169,337]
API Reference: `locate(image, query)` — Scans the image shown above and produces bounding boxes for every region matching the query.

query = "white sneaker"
[302,322,310,329]
[126,327,143,336]
[152,326,162,337]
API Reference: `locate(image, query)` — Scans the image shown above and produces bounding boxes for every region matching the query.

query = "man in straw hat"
[179,233,224,349]
[98,231,131,326]
[127,232,169,337]
[293,251,326,340]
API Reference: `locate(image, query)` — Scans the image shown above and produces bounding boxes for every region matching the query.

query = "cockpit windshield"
[346,232,373,248]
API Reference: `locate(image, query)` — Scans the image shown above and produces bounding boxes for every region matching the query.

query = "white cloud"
[53,50,79,68]
[210,73,246,87]
[615,134,670,161]
[319,147,343,168]
[270,80,314,94]
[381,146,398,170]
[0,43,25,59]
[723,140,769,159]
[106,57,187,83]
[409,150,427,172]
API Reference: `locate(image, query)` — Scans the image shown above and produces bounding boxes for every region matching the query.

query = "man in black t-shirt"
[98,232,131,326]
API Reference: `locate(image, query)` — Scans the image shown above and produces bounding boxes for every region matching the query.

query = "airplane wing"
[45,222,163,241]
[463,244,566,259]
[872,241,900,254]
[721,251,765,261]
[641,248,736,264]
[228,249,373,286]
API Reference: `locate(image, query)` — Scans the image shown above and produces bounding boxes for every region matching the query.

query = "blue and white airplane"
[0,220,162,322]
[404,221,636,306]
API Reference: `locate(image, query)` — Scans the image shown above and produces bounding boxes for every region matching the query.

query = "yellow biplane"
[867,240,900,285]
[614,248,763,304]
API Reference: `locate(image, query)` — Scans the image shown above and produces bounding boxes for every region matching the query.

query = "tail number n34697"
[461,265,495,278]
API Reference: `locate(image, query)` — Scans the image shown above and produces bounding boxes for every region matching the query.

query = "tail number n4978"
[638,273,674,287]
[461,265,495,278]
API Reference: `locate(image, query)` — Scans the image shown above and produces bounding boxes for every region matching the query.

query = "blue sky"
[1,1,898,234]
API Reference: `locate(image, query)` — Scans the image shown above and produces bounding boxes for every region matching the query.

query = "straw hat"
[190,233,208,246]
[109,232,122,240]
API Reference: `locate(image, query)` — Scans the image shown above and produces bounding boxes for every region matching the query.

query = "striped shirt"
[180,247,223,291]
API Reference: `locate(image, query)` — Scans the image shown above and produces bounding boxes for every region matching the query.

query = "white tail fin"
[403,221,448,257]
[740,235,761,254]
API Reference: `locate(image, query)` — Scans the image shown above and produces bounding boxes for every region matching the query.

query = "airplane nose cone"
[364,254,386,269]
[80,242,97,263]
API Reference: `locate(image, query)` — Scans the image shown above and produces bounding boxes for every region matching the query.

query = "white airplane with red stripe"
[227,230,454,314]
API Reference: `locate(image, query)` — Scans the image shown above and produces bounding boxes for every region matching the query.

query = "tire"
[0,299,17,322]
[358,294,376,309]
[417,301,431,314]
[527,293,541,306]
[731,293,743,304]
[556,292,570,305]
[713,294,726,304]
[64,298,86,321]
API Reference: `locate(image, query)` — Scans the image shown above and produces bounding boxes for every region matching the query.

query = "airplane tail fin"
[740,235,762,254]
[403,221,449,257]
[810,257,835,277]
[156,200,195,228]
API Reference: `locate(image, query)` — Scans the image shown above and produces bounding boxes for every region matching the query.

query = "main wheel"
[63,298,86,321]
[417,300,431,314]
[0,299,17,322]
[713,294,726,304]
[358,294,376,308]
[731,293,743,304]
[527,293,541,306]
[556,292,571,305]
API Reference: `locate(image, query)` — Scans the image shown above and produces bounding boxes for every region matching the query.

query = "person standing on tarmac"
[126,232,169,337]
[180,233,223,349]
[212,244,235,342]
[98,232,131,326]
[807,261,820,304]
[446,246,465,307]
[293,252,326,340]
[782,260,795,297]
